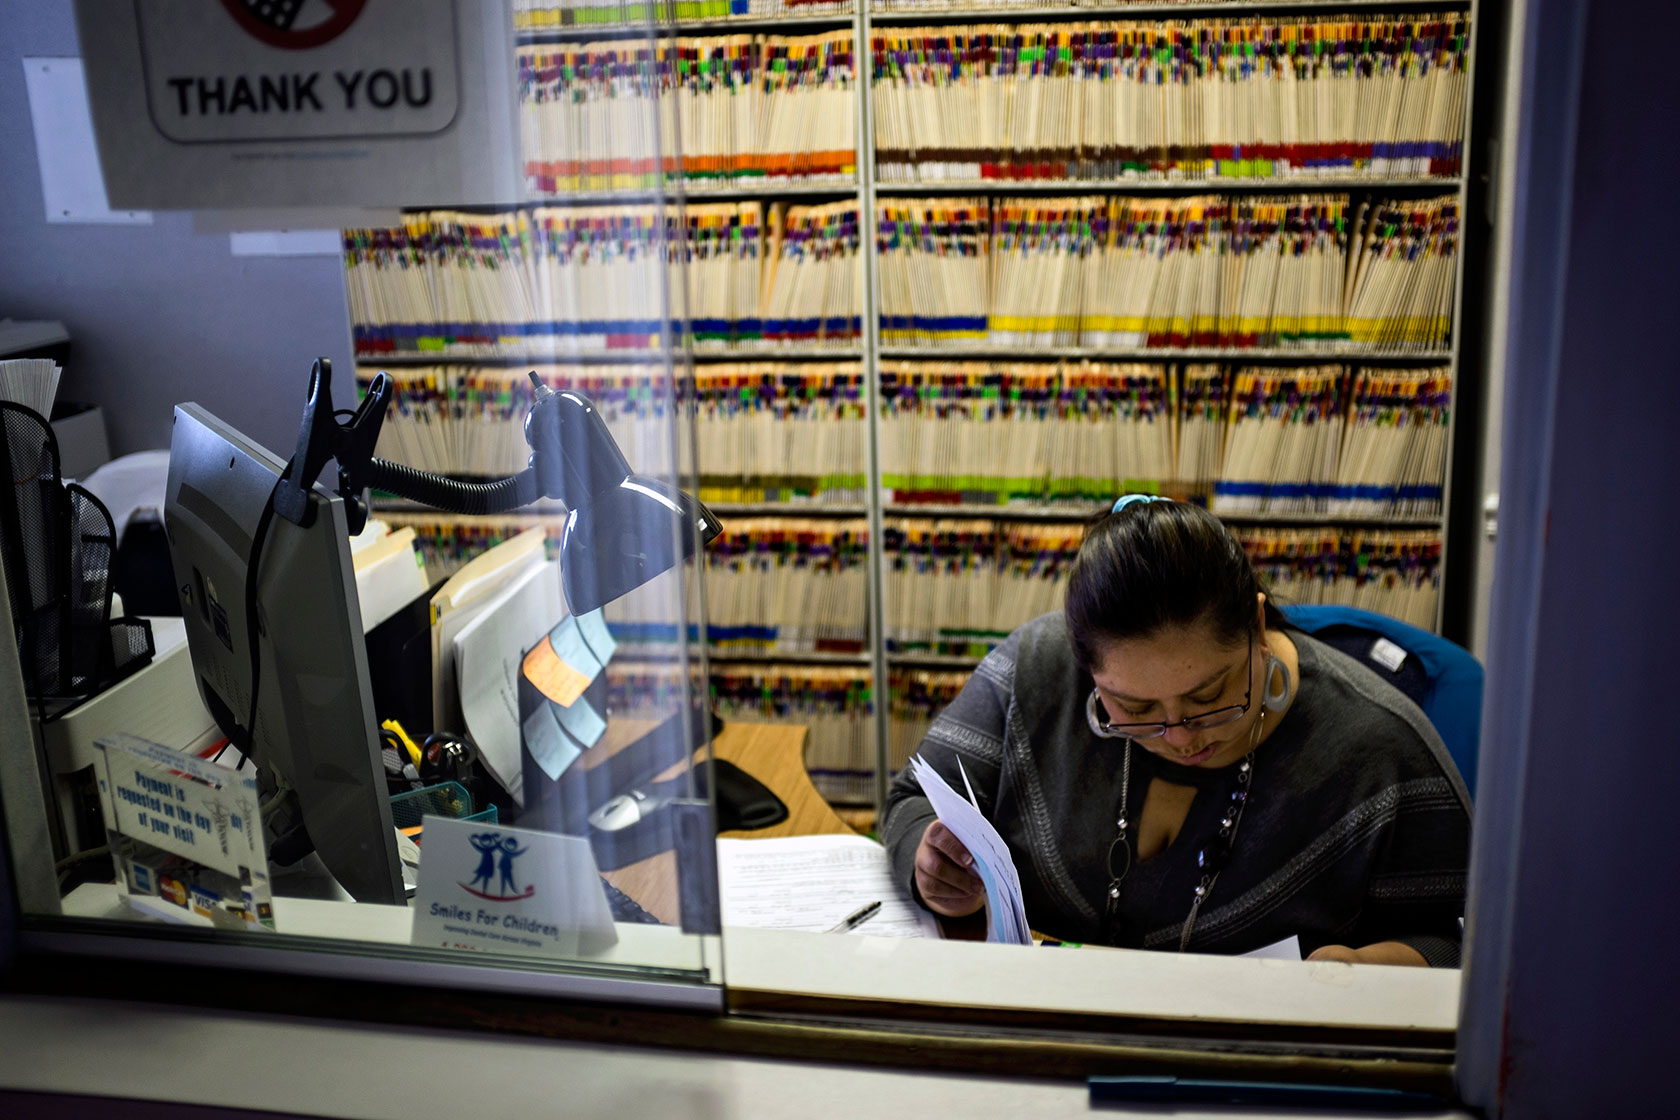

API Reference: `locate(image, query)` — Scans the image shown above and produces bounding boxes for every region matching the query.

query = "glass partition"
[2,0,1484,1075]
[3,0,725,1007]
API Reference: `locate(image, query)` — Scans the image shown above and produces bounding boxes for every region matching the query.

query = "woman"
[882,496,1471,965]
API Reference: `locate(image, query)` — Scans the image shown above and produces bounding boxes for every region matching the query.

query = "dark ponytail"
[1065,500,1284,670]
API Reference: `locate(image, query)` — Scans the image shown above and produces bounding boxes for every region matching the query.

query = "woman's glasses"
[1085,635,1253,741]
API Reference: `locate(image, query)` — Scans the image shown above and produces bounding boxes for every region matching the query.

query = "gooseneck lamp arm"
[274,359,721,614]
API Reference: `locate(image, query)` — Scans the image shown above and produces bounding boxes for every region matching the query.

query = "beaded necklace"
[1101,709,1263,951]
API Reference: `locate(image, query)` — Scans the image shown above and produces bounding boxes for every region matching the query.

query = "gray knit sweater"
[882,613,1472,966]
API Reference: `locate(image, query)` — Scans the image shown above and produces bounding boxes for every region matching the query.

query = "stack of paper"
[872,16,1469,183]
[359,359,868,504]
[877,361,1054,505]
[1211,366,1348,516]
[875,194,1454,352]
[875,198,990,345]
[994,523,1083,635]
[688,362,867,504]
[1342,531,1444,628]
[1330,367,1452,518]
[989,197,1102,348]
[513,0,852,31]
[1344,198,1461,352]
[908,754,1030,945]
[349,521,430,633]
[703,517,870,655]
[346,201,859,359]
[1232,526,1442,630]
[517,30,856,195]
[886,669,967,774]
[0,358,62,418]
[881,519,999,657]
[881,518,1082,660]
[452,557,566,805]
[759,201,863,346]
[1172,364,1229,500]
[359,363,680,482]
[428,525,549,740]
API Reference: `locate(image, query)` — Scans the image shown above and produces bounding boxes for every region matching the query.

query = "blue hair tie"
[1111,493,1168,514]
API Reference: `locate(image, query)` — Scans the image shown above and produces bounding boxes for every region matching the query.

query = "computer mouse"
[589,788,657,832]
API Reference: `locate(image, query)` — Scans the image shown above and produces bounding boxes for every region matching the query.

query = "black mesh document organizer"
[1,402,153,713]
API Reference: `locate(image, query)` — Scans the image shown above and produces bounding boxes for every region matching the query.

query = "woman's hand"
[913,821,986,917]
[1306,941,1429,967]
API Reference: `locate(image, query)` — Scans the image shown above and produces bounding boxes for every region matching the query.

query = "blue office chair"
[1280,604,1483,799]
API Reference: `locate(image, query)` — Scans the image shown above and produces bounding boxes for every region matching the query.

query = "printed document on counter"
[717,834,939,939]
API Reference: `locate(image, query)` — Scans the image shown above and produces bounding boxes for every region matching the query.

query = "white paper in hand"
[909,754,1032,945]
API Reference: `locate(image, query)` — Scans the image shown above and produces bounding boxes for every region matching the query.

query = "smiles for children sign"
[411,817,618,960]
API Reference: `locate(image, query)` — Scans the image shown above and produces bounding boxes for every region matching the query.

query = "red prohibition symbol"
[218,0,371,50]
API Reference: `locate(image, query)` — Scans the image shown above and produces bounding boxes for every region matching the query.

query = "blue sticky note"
[551,693,606,749]
[547,615,604,684]
[575,608,617,664]
[521,702,581,781]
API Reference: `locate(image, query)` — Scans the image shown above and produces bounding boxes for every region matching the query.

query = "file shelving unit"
[348,0,1491,817]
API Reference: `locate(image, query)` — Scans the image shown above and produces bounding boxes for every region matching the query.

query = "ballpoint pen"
[826,900,882,933]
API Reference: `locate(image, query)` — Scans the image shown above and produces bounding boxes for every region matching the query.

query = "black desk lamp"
[274,358,722,614]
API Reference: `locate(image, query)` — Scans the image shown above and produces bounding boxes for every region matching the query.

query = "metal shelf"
[516,11,855,41]
[873,176,1464,195]
[1213,510,1443,528]
[373,494,1442,529]
[881,502,1443,527]
[525,181,859,205]
[356,347,863,366]
[613,644,873,667]
[884,501,1103,521]
[704,648,873,666]
[877,346,1454,363]
[868,0,1469,24]
[886,651,987,669]
[370,495,568,514]
[707,502,870,515]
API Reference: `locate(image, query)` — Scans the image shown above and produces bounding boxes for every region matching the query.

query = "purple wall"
[0,7,354,460]
[1461,0,1680,1113]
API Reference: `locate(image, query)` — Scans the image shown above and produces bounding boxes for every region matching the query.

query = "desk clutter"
[2,363,155,713]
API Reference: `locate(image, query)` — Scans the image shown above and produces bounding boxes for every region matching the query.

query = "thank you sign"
[138,0,458,143]
[412,817,618,959]
[73,0,519,208]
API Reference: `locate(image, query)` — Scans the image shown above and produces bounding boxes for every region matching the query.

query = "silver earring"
[1087,689,1125,739]
[1262,654,1294,713]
